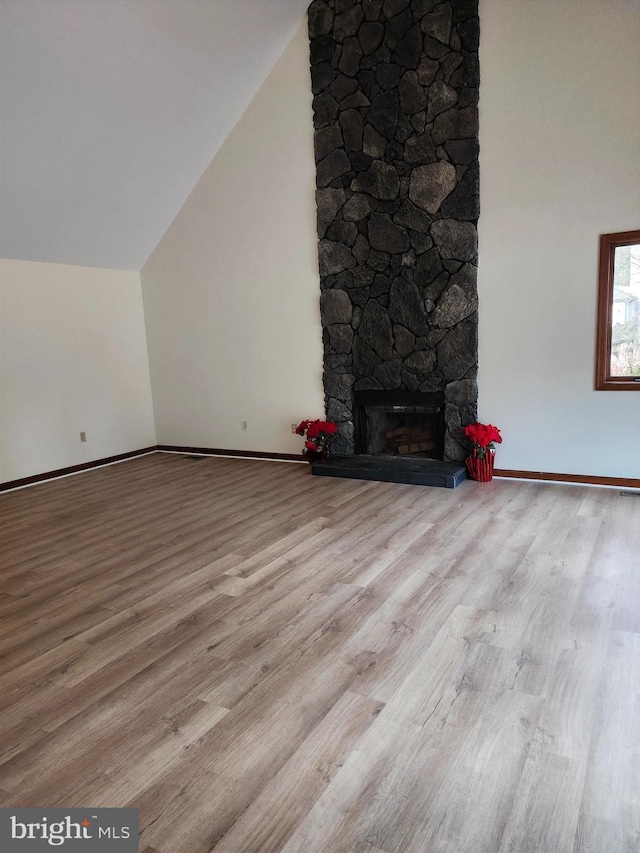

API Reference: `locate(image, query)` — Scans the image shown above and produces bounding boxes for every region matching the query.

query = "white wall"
[0,259,156,482]
[141,21,324,455]
[478,0,640,478]
[141,2,640,477]
[0,0,310,270]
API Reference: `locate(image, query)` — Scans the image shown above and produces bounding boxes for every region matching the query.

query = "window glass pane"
[610,243,640,377]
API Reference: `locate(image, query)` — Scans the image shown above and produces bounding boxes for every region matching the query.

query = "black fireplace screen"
[353,390,445,460]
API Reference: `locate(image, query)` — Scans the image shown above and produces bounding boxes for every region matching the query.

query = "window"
[595,230,640,390]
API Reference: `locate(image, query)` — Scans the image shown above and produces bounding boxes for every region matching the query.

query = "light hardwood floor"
[0,452,639,852]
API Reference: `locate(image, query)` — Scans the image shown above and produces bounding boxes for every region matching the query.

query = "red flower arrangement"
[295,419,338,462]
[463,422,502,482]
[463,422,502,458]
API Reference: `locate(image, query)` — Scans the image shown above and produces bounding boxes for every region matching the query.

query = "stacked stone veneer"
[309,0,479,461]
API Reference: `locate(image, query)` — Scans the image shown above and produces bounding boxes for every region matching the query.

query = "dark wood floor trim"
[494,468,640,490]
[156,445,304,463]
[6,450,636,494]
[0,447,157,492]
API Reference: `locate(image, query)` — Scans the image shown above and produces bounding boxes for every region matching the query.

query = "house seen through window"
[610,243,640,377]
[595,230,640,390]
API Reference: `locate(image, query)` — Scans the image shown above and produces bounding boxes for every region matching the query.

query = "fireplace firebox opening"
[353,390,445,461]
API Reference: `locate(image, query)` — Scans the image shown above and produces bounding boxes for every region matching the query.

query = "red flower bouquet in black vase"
[463,422,502,482]
[295,419,338,463]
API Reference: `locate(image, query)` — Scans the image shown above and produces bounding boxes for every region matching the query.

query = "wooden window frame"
[595,229,640,391]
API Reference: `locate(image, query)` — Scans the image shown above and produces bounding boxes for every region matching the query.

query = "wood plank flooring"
[0,452,639,852]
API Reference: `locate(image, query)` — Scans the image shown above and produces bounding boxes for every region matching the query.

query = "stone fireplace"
[309,0,479,464]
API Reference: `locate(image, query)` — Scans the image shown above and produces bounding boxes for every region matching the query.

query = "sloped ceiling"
[0,0,310,271]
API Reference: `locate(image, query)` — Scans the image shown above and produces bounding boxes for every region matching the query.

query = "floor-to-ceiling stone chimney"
[309,0,479,462]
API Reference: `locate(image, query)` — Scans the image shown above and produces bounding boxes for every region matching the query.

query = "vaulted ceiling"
[0,0,310,270]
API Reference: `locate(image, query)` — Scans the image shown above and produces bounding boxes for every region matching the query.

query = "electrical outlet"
[291,423,298,434]
[79,431,87,443]
[241,420,248,431]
